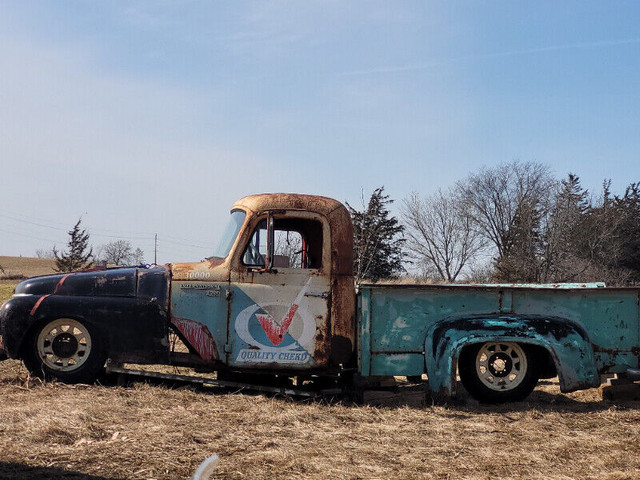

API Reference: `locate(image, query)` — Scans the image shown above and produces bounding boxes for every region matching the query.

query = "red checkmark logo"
[255,279,312,346]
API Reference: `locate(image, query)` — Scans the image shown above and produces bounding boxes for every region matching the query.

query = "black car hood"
[14,266,169,299]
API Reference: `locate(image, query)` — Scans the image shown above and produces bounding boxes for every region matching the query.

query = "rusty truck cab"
[170,194,355,373]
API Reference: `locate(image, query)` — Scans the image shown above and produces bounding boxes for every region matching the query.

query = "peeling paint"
[171,317,219,361]
[3,193,640,405]
[359,284,639,399]
[29,294,50,317]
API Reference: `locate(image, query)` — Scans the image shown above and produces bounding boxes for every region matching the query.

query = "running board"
[105,365,342,398]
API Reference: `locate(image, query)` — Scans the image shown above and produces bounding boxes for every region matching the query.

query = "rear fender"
[424,314,600,398]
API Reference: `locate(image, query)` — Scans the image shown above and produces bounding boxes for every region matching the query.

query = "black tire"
[23,317,106,384]
[459,342,538,404]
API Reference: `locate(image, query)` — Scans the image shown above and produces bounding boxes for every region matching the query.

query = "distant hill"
[0,256,57,280]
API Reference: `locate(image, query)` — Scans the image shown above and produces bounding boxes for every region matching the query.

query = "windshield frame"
[211,209,247,260]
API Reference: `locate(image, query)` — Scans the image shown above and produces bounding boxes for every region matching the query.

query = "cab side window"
[242,220,266,267]
[242,217,324,269]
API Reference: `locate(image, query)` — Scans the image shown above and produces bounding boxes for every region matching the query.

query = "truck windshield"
[212,210,246,259]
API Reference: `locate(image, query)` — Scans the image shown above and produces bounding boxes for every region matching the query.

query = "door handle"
[304,291,330,299]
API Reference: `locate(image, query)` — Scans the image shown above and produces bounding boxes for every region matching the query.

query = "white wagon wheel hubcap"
[36,318,92,372]
[475,342,527,391]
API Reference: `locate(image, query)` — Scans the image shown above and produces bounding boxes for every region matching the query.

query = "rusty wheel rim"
[475,342,527,392]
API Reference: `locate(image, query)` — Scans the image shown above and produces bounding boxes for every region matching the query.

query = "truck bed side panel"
[359,285,640,377]
[512,290,640,372]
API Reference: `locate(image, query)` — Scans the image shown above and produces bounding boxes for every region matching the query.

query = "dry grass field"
[0,283,14,304]
[0,358,639,480]
[0,256,56,280]
[2,259,640,479]
[0,256,55,303]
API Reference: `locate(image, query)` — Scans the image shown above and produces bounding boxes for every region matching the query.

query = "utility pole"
[154,233,158,265]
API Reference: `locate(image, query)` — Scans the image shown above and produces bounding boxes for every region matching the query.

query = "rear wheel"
[23,318,106,384]
[459,342,538,403]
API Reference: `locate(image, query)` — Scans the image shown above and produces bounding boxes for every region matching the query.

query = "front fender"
[424,314,600,398]
[0,295,40,358]
[1,294,168,362]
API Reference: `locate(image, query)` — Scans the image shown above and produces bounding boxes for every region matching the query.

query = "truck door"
[227,211,332,370]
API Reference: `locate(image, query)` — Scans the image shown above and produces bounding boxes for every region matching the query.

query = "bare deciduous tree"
[456,161,555,281]
[35,248,55,259]
[131,247,145,265]
[402,189,484,282]
[99,240,144,266]
[404,163,639,286]
[456,161,555,260]
[275,231,303,268]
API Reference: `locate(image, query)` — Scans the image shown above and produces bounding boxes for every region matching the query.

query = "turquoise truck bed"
[358,283,640,397]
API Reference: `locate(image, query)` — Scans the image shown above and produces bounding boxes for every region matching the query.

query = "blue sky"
[1,1,639,262]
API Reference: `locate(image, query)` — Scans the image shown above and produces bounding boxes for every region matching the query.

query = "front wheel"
[23,318,106,384]
[459,342,538,404]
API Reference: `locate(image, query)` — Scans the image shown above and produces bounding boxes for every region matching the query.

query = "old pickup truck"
[1,193,639,403]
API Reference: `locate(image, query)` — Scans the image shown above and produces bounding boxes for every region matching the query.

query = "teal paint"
[226,283,319,369]
[357,284,640,397]
[170,281,229,359]
[170,280,323,369]
[358,288,371,376]
[424,315,600,396]
[370,353,424,376]
[500,290,513,313]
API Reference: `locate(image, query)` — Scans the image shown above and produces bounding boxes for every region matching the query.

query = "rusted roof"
[232,193,354,277]
[232,193,346,217]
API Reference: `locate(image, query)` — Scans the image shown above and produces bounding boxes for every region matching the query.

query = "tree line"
[39,164,639,285]
[36,220,145,272]
[349,161,640,286]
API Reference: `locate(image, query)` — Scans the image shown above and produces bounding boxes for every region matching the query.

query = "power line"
[0,227,65,244]
[0,213,68,232]
[157,237,211,250]
[0,209,216,249]
[162,233,215,247]
[0,211,150,239]
[0,208,75,228]
[0,227,212,264]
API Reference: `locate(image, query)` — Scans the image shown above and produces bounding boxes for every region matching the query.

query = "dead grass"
[1,259,640,478]
[0,256,54,304]
[0,256,56,281]
[0,282,15,304]
[1,360,639,480]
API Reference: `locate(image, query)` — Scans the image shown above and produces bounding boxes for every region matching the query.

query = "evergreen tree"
[495,198,543,282]
[542,176,630,285]
[613,183,640,280]
[347,187,405,282]
[540,173,590,281]
[54,219,93,272]
[556,174,590,221]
